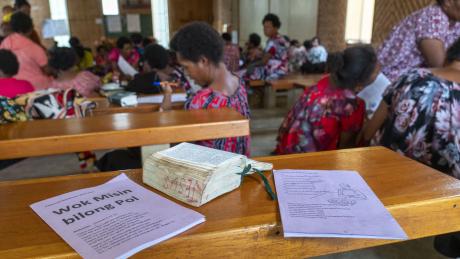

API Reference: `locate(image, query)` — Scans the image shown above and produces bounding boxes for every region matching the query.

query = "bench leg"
[141,144,170,165]
[263,85,276,109]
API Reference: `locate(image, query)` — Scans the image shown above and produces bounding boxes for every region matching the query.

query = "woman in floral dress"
[360,38,460,258]
[362,38,460,180]
[245,13,289,81]
[377,0,460,82]
[275,45,379,155]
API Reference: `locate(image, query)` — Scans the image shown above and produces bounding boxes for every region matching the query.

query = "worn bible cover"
[142,143,272,207]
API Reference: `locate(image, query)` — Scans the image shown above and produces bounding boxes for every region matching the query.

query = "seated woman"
[275,45,379,155]
[360,37,460,259]
[301,37,328,74]
[126,43,189,94]
[0,49,33,98]
[48,47,101,97]
[378,0,460,82]
[108,36,140,78]
[222,32,240,72]
[362,38,460,179]
[245,13,289,81]
[69,37,94,71]
[242,33,263,67]
[163,21,250,156]
[0,12,50,89]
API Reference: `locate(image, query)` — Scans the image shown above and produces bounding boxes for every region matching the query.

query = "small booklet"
[137,93,187,104]
[274,170,407,240]
[357,73,391,119]
[117,55,138,77]
[30,174,205,259]
[108,91,138,106]
[143,143,273,207]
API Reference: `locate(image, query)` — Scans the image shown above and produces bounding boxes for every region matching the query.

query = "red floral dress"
[185,78,250,156]
[275,76,365,154]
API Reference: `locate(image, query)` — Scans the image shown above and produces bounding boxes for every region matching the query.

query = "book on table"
[143,142,273,207]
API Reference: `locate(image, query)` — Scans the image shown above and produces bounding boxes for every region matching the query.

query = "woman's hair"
[48,47,78,71]
[262,13,281,28]
[14,0,30,9]
[10,11,32,33]
[0,49,19,76]
[144,44,169,70]
[436,0,444,5]
[447,37,460,63]
[170,22,224,65]
[130,33,143,45]
[249,33,261,47]
[69,37,85,58]
[290,39,299,46]
[311,36,321,44]
[303,40,313,50]
[327,45,377,89]
[116,36,132,49]
[96,44,108,53]
[222,32,232,42]
[142,37,154,47]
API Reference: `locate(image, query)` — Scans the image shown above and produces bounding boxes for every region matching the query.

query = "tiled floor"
[0,105,451,258]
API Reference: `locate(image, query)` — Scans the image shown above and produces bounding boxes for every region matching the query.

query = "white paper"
[358,73,391,119]
[158,142,242,168]
[127,14,141,32]
[42,19,69,38]
[117,55,139,77]
[137,93,187,104]
[274,170,407,240]
[120,95,138,106]
[106,15,122,33]
[30,174,205,259]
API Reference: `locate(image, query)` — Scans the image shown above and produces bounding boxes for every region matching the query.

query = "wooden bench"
[250,73,325,108]
[89,98,185,116]
[1,147,459,258]
[0,108,249,159]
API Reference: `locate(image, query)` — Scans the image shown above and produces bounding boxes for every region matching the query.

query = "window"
[102,0,119,16]
[49,0,70,47]
[345,0,375,44]
[152,0,170,48]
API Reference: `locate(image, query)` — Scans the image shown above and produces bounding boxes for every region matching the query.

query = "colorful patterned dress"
[373,68,460,179]
[247,34,289,81]
[185,77,250,156]
[378,4,460,82]
[275,76,365,154]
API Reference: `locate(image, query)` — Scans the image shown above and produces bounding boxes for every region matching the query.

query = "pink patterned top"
[50,71,101,97]
[223,43,240,72]
[185,77,250,156]
[378,4,460,82]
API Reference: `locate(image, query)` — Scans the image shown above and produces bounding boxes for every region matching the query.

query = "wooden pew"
[0,109,249,159]
[1,147,460,258]
[89,98,185,116]
[250,73,325,108]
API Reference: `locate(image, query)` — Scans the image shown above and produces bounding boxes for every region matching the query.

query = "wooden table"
[89,98,185,116]
[270,73,325,90]
[1,147,460,258]
[251,73,325,108]
[0,109,249,159]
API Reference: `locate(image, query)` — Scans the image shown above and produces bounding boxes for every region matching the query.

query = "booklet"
[137,93,187,104]
[30,174,205,259]
[117,56,138,77]
[357,73,391,119]
[274,170,407,240]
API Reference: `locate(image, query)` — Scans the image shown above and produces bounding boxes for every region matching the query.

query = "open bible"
[143,143,272,207]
